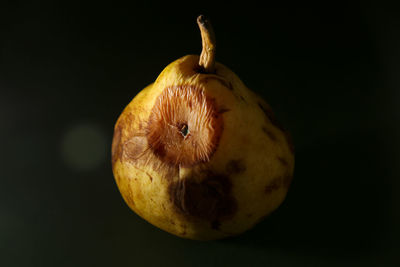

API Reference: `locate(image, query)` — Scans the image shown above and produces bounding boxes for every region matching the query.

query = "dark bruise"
[258,102,295,155]
[168,171,237,226]
[265,178,282,194]
[123,136,147,163]
[203,76,234,91]
[226,159,246,175]
[147,173,153,182]
[283,172,293,188]
[218,107,230,114]
[277,156,288,167]
[262,127,277,142]
[258,102,285,132]
[111,123,123,167]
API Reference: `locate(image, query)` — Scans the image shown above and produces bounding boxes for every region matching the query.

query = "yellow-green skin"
[112,55,294,240]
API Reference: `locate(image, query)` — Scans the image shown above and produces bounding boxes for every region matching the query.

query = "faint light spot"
[61,123,107,171]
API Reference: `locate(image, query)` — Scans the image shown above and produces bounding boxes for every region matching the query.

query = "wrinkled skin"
[112,55,294,240]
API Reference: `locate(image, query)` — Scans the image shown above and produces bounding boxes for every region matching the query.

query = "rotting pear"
[111,15,294,240]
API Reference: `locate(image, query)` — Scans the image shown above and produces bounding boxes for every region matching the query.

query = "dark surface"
[1,2,399,267]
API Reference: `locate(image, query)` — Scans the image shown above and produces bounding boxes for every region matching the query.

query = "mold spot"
[168,171,237,223]
[265,178,282,194]
[226,159,246,174]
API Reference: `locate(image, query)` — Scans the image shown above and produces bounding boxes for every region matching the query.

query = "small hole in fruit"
[179,123,189,138]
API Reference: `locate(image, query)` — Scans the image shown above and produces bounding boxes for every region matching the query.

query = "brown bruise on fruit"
[168,170,237,229]
[111,124,123,167]
[262,127,277,142]
[225,159,246,174]
[123,136,147,162]
[199,75,249,104]
[167,159,247,231]
[258,101,295,154]
[112,106,181,184]
[146,85,223,167]
[167,160,245,232]
[258,102,284,131]
[218,107,230,114]
[277,156,288,167]
[202,76,233,91]
[265,177,282,194]
[265,171,293,195]
[264,156,293,194]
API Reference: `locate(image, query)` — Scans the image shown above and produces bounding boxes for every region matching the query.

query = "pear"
[111,15,294,240]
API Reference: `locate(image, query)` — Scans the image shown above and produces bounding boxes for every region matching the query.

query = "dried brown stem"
[197,15,216,73]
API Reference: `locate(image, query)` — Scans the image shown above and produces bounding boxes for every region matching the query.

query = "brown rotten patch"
[258,101,295,154]
[146,85,223,167]
[168,171,237,227]
[258,102,285,132]
[225,159,246,174]
[111,123,123,167]
[262,127,277,142]
[265,178,282,194]
[202,76,233,91]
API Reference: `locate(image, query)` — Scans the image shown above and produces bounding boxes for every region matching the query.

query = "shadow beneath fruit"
[219,129,393,255]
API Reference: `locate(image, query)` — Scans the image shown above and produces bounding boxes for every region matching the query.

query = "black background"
[1,2,399,267]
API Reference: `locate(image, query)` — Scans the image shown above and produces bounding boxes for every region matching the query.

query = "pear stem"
[197,15,216,73]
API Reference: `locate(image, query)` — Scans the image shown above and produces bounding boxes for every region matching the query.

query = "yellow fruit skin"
[112,55,294,240]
